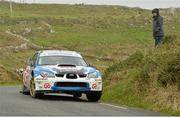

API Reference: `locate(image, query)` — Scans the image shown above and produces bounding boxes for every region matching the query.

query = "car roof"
[38,50,82,58]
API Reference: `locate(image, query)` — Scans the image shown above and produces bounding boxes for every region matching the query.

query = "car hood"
[34,65,99,75]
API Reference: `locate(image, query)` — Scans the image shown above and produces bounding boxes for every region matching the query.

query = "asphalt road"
[0,86,161,116]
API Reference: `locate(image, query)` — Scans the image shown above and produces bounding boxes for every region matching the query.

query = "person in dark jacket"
[152,8,164,47]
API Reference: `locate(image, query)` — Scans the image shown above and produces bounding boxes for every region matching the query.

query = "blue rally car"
[22,50,102,102]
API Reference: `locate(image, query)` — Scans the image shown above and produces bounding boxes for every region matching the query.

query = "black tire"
[22,85,29,95]
[73,93,82,99]
[30,79,44,98]
[86,91,102,102]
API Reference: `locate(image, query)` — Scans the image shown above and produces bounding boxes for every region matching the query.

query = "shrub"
[158,53,180,91]
[104,52,144,78]
[162,34,178,45]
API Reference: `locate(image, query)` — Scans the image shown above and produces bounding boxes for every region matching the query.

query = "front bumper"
[34,76,102,92]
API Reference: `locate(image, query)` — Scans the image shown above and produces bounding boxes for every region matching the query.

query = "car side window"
[31,53,38,66]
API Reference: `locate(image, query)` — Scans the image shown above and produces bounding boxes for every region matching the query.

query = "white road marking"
[100,103,128,110]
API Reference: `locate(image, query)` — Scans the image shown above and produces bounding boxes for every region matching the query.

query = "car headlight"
[40,71,55,78]
[87,72,98,78]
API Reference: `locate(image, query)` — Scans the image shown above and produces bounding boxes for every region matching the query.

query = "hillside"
[0,1,180,115]
[103,35,180,115]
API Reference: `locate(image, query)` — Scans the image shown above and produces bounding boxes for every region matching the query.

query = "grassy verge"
[0,81,21,86]
[102,35,180,115]
[0,64,21,86]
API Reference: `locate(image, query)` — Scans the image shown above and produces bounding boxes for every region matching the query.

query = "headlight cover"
[87,72,98,78]
[40,71,55,78]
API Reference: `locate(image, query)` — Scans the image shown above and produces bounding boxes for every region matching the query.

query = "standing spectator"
[152,8,164,47]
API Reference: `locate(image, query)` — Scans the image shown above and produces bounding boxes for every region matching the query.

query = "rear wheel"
[30,79,44,98]
[86,91,102,102]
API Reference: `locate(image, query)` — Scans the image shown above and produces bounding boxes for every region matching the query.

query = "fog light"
[92,84,97,89]
[44,83,51,89]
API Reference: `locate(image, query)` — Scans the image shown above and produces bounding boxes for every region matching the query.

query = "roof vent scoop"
[58,64,76,67]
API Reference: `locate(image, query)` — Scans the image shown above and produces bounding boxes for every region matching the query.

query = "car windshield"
[38,56,88,66]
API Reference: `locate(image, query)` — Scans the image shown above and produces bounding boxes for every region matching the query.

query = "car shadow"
[37,94,91,103]
[19,91,98,103]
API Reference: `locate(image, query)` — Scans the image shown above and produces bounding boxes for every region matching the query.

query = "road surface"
[0,86,161,116]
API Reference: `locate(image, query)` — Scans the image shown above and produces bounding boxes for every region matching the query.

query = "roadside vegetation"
[103,35,180,115]
[0,1,179,115]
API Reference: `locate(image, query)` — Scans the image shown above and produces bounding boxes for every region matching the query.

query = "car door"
[23,53,38,88]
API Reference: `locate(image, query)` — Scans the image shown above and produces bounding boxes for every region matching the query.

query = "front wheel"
[30,79,44,98]
[73,93,82,99]
[86,91,102,102]
[22,85,29,95]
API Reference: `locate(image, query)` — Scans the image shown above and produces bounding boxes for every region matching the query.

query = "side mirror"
[88,63,93,67]
[26,57,33,67]
[88,63,97,69]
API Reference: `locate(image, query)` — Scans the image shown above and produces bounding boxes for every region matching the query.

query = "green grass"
[0,81,21,86]
[0,1,180,115]
[102,35,180,115]
[0,64,21,86]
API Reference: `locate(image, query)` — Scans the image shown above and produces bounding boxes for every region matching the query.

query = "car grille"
[56,82,88,88]
[66,73,77,79]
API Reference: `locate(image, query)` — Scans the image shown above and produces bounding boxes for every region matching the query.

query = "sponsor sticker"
[36,78,48,80]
